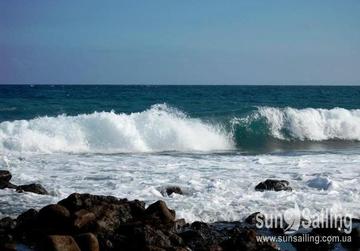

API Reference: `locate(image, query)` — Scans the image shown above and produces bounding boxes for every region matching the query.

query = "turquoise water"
[0,85,359,222]
[1,85,360,153]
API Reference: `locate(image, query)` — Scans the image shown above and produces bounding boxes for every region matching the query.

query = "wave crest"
[232,107,360,141]
[0,104,234,153]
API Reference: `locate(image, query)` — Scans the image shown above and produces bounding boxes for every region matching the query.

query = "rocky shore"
[0,171,359,251]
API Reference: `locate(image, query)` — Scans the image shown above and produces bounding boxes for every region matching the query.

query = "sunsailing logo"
[255,203,352,234]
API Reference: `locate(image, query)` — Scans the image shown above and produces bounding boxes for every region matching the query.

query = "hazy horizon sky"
[1,1,360,85]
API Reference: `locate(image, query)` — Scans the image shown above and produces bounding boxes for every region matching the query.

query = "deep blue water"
[1,85,360,121]
[1,85,360,152]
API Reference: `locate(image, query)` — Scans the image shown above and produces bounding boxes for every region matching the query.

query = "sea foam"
[0,104,234,153]
[257,107,360,141]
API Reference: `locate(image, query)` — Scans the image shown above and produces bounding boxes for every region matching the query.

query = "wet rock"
[0,217,16,232]
[162,186,184,196]
[73,209,96,231]
[0,170,17,189]
[75,233,99,251]
[40,235,81,251]
[0,193,284,251]
[0,170,12,182]
[220,228,277,251]
[255,179,292,192]
[292,228,339,251]
[0,243,17,251]
[349,227,360,249]
[16,183,49,195]
[245,212,265,225]
[37,204,71,232]
[116,223,173,250]
[145,200,175,224]
[58,193,145,242]
[15,209,38,232]
[0,217,16,245]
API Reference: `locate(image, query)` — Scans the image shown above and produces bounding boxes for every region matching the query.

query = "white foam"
[258,107,360,141]
[1,151,359,221]
[0,104,234,153]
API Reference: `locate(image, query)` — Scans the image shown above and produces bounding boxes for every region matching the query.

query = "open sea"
[0,85,359,222]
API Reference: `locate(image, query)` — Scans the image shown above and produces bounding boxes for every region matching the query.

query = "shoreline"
[1,171,359,251]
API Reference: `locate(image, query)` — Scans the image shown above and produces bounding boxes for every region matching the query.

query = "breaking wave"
[232,107,360,142]
[1,104,360,153]
[0,104,234,153]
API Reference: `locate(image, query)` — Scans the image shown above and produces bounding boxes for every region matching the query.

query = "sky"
[0,0,360,85]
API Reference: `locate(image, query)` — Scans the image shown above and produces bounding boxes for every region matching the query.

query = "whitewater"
[0,103,359,223]
[1,104,360,154]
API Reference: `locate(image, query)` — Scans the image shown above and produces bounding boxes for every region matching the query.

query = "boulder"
[145,200,175,224]
[16,183,49,195]
[220,229,277,251]
[255,179,292,192]
[75,233,99,251]
[73,209,96,231]
[37,204,71,232]
[0,217,16,245]
[40,235,81,251]
[162,186,183,196]
[58,193,145,238]
[0,170,12,182]
[0,170,17,189]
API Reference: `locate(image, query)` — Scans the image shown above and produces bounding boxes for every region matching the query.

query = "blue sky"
[1,0,359,85]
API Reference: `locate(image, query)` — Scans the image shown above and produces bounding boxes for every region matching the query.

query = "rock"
[245,212,265,225]
[40,235,81,251]
[145,200,175,224]
[162,186,183,196]
[37,204,71,232]
[0,170,12,182]
[0,243,17,251]
[16,183,49,195]
[116,223,174,250]
[0,217,16,231]
[0,192,288,251]
[220,229,277,251]
[75,233,99,251]
[73,209,96,231]
[349,227,360,249]
[0,217,16,246]
[255,179,292,192]
[0,170,17,189]
[16,209,38,231]
[58,193,145,241]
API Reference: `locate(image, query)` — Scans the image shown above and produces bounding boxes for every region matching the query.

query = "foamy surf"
[258,107,360,141]
[0,104,234,153]
[231,107,360,143]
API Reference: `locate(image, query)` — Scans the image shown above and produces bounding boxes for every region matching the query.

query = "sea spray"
[0,104,234,153]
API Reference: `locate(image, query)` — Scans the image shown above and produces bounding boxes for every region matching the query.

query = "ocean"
[0,85,359,222]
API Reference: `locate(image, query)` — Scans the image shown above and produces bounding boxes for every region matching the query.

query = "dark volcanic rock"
[162,186,184,196]
[221,228,278,251]
[0,170,17,189]
[0,217,16,246]
[0,170,12,182]
[75,233,99,251]
[73,209,96,231]
[0,193,284,251]
[16,183,49,195]
[37,204,71,233]
[255,179,292,192]
[145,200,176,224]
[40,235,81,251]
